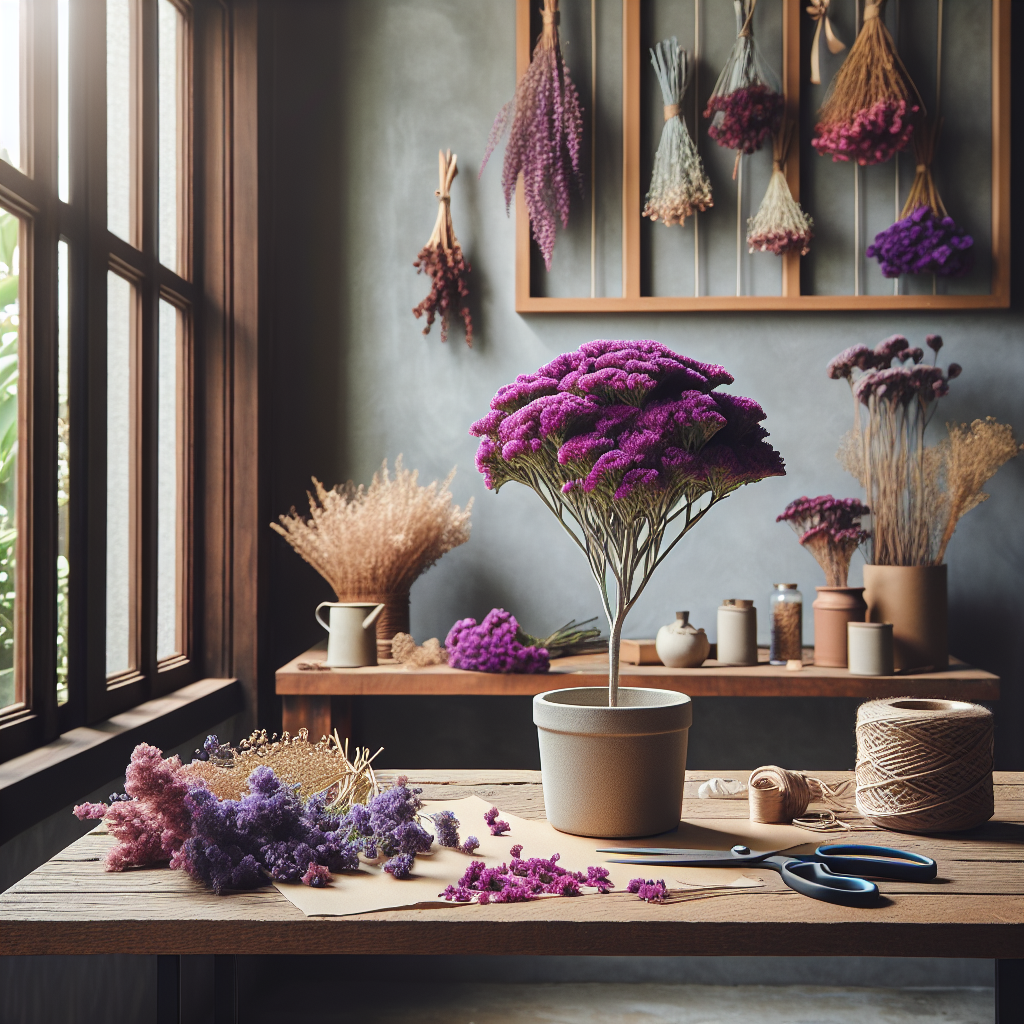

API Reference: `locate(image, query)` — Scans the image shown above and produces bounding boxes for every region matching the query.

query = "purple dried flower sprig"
[627,877,669,903]
[446,609,549,674]
[484,806,511,836]
[866,205,973,279]
[777,495,870,587]
[481,0,583,270]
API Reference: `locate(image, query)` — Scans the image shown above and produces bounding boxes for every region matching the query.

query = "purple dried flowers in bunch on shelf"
[704,0,783,161]
[811,2,921,165]
[627,877,669,903]
[746,122,813,257]
[445,608,550,674]
[777,495,870,587]
[481,0,583,270]
[470,338,785,705]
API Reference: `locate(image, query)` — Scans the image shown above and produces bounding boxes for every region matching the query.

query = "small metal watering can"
[315,602,386,668]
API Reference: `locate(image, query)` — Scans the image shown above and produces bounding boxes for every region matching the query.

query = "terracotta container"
[533,687,692,837]
[813,587,867,668]
[337,592,409,662]
[862,564,948,672]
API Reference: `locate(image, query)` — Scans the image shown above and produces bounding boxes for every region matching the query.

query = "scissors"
[596,843,937,908]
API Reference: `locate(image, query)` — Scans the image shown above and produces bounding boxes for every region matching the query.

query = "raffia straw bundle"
[855,698,994,833]
[748,765,849,823]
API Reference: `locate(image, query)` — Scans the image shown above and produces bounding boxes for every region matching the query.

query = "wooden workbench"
[276,644,1000,740]
[0,769,1020,1022]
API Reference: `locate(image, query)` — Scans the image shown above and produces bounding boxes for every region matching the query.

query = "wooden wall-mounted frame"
[514,0,1010,312]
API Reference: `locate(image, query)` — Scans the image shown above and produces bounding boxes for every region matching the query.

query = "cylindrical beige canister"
[717,600,757,666]
[848,622,894,676]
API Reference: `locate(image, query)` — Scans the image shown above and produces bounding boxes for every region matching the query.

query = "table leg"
[996,959,1023,1023]
[156,954,180,1024]
[214,954,237,1024]
[282,694,331,740]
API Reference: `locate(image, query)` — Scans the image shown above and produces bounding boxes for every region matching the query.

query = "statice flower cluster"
[777,495,870,587]
[865,205,973,279]
[430,810,480,855]
[706,85,784,155]
[445,608,550,674]
[484,806,511,836]
[439,845,613,905]
[627,877,669,903]
[481,0,583,270]
[746,131,813,257]
[193,735,234,763]
[812,99,916,165]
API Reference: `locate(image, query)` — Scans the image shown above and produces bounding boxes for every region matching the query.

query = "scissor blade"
[605,855,751,867]
[597,847,754,857]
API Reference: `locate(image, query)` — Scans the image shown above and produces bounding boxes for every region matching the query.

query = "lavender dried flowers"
[627,877,669,903]
[865,121,973,278]
[445,608,550,674]
[643,38,711,227]
[429,810,481,854]
[413,150,472,346]
[746,123,813,256]
[481,0,583,270]
[484,806,511,836]
[812,2,921,165]
[704,0,783,161]
[470,339,785,705]
[777,495,870,587]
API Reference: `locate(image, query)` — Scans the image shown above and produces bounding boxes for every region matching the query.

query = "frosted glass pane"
[57,241,70,703]
[107,0,133,241]
[0,0,20,171]
[58,0,70,202]
[157,300,179,660]
[0,207,19,710]
[106,272,133,676]
[158,0,180,270]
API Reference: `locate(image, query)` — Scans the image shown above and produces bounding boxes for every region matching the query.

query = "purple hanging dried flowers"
[776,495,870,587]
[481,0,583,270]
[445,608,550,674]
[413,149,472,345]
[704,0,784,161]
[746,122,813,256]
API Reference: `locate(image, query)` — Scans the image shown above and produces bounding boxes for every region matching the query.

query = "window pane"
[57,241,69,704]
[158,0,181,271]
[106,272,134,677]
[157,300,179,660]
[107,0,134,242]
[58,0,70,202]
[0,0,21,171]
[0,208,18,710]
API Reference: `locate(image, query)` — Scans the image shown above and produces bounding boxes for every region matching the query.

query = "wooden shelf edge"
[514,294,1011,313]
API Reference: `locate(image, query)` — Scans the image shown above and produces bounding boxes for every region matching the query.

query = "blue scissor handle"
[780,860,879,907]
[814,845,937,882]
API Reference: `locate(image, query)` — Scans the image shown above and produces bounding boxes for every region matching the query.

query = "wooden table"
[1,769,1020,1023]
[276,644,1000,740]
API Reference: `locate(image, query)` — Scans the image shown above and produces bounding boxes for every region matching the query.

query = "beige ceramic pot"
[813,587,867,667]
[863,564,948,672]
[533,686,692,838]
[337,591,409,662]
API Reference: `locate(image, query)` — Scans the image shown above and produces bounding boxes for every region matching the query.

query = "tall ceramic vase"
[813,587,867,668]
[862,564,948,672]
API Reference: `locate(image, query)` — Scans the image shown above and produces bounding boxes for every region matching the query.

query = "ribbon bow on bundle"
[807,0,846,85]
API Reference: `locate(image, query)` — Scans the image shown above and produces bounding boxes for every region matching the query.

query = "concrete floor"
[250,983,994,1024]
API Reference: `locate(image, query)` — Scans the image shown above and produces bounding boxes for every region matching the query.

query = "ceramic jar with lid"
[717,599,757,666]
[656,611,710,668]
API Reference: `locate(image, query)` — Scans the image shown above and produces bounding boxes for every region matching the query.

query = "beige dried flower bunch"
[271,456,472,600]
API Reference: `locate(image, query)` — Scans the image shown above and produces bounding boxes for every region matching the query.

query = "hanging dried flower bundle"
[413,150,472,346]
[481,0,583,270]
[704,0,784,160]
[746,123,813,255]
[865,121,973,278]
[812,0,921,165]
[642,38,712,226]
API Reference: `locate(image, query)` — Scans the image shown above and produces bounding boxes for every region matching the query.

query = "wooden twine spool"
[748,765,844,823]
[856,698,994,833]
[338,593,410,662]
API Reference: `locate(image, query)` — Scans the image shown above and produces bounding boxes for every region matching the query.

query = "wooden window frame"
[0,0,264,764]
[514,0,1011,312]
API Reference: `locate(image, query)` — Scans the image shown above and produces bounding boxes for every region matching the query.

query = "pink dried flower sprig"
[777,495,870,587]
[481,0,583,270]
[627,877,669,903]
[812,98,917,165]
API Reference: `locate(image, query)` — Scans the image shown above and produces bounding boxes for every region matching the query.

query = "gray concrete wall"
[263,0,1022,770]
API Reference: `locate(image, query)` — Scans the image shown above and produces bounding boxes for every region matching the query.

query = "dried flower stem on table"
[413,149,472,345]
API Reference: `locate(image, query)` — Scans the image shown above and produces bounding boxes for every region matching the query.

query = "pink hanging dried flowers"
[746,122,813,256]
[812,1,922,165]
[481,0,583,270]
[704,0,784,162]
[413,150,472,346]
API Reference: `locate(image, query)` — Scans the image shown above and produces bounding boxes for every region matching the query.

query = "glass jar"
[769,583,803,665]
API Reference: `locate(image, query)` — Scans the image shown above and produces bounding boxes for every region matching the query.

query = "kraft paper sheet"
[273,795,817,918]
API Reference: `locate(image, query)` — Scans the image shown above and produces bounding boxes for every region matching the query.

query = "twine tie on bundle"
[747,765,849,823]
[864,3,880,22]
[663,103,681,122]
[806,0,846,86]
[855,698,994,833]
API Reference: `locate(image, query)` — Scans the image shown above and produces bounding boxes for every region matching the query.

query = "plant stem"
[608,611,623,707]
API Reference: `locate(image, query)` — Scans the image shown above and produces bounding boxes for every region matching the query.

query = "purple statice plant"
[866,205,973,278]
[484,806,511,836]
[828,334,960,566]
[470,339,785,705]
[627,877,669,903]
[439,845,613,904]
[429,809,481,855]
[445,608,550,674]
[777,495,870,587]
[480,0,583,271]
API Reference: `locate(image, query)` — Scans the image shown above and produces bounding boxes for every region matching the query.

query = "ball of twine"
[855,698,994,833]
[748,765,846,823]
